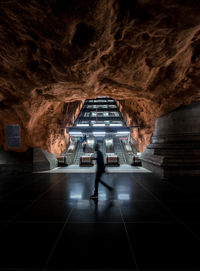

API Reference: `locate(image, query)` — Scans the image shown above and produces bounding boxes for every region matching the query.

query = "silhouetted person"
[81,134,87,153]
[90,143,113,199]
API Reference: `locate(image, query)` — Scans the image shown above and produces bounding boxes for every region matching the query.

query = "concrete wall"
[141,102,200,178]
[0,148,33,173]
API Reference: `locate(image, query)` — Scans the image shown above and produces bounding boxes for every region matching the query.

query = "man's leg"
[99,179,113,191]
[99,171,113,191]
[90,171,101,199]
[94,171,101,195]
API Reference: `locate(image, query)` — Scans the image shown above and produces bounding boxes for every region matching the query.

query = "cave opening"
[57,96,141,170]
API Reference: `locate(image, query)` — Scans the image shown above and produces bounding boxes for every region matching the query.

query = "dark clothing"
[94,171,112,195]
[80,135,87,143]
[81,135,87,152]
[82,142,86,153]
[93,149,112,195]
[96,150,105,173]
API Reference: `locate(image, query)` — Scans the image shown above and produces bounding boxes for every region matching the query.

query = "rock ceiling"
[0,0,200,154]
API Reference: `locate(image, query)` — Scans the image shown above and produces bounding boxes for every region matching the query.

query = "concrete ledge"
[141,102,200,178]
[33,147,58,172]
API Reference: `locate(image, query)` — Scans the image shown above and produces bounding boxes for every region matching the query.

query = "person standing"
[90,143,113,199]
[81,134,87,153]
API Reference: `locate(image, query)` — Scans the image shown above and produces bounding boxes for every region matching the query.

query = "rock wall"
[0,99,82,156]
[117,99,160,152]
[1,0,200,154]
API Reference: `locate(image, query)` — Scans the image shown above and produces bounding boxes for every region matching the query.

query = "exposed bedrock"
[1,0,200,154]
[0,98,82,155]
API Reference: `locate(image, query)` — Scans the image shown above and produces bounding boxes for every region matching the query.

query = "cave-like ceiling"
[0,0,200,154]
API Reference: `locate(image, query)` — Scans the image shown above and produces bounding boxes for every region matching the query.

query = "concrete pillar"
[141,102,200,178]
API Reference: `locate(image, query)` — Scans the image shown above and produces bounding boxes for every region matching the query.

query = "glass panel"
[97,112,104,117]
[108,105,117,108]
[110,121,123,126]
[87,105,97,109]
[109,112,119,117]
[96,104,108,109]
[84,112,91,117]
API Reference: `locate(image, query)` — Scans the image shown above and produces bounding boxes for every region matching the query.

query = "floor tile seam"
[118,204,139,271]
[0,269,44,271]
[0,267,43,271]
[7,221,125,224]
[8,221,68,224]
[138,181,200,242]
[136,179,198,201]
[42,207,74,271]
[160,199,200,202]
[0,200,33,202]
[4,221,187,224]
[0,179,61,232]
[1,174,45,199]
[14,203,73,223]
[167,181,199,200]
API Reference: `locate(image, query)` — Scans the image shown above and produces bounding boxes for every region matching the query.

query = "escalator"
[113,138,127,164]
[74,137,96,166]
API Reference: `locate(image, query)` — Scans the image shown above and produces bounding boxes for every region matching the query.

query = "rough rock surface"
[1,0,200,154]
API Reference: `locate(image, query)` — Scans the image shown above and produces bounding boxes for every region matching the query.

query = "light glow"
[93,124,106,126]
[76,124,89,127]
[70,193,82,199]
[110,123,122,126]
[93,131,106,136]
[117,131,130,135]
[118,193,130,200]
[69,131,83,136]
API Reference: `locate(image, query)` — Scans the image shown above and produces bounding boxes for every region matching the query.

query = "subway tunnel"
[0,0,200,270]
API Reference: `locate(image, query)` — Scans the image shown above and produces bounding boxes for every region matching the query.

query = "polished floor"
[0,172,200,270]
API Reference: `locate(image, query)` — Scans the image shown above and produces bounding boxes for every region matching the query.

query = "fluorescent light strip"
[69,132,83,136]
[76,124,89,127]
[93,132,105,136]
[117,131,130,134]
[110,124,122,126]
[93,124,106,126]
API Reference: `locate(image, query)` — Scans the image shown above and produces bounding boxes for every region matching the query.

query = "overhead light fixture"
[93,124,105,126]
[93,131,106,136]
[76,124,89,127]
[117,131,130,134]
[110,123,122,126]
[69,131,83,136]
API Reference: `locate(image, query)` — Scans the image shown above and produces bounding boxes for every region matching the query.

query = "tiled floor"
[0,172,200,270]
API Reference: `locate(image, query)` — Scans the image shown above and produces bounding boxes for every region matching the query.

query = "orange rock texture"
[1,0,200,154]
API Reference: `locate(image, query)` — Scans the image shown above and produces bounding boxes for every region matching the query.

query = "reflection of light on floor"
[98,192,107,200]
[69,182,83,200]
[77,200,90,209]
[118,193,130,200]
[70,193,82,199]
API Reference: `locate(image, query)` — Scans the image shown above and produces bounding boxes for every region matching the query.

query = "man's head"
[95,143,99,151]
